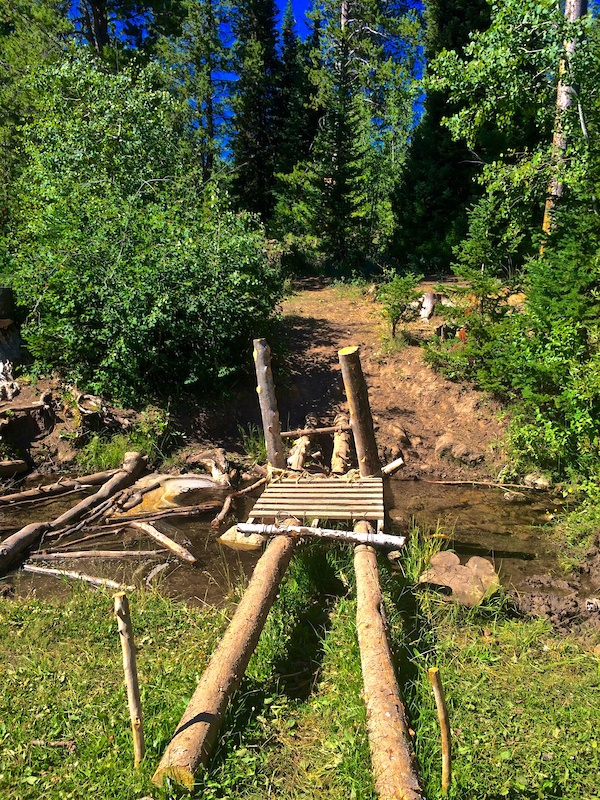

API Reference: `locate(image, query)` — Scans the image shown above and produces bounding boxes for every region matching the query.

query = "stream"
[1,478,576,609]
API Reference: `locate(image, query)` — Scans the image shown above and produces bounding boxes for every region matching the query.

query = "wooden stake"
[338,346,381,478]
[428,667,451,794]
[253,338,285,469]
[152,520,298,788]
[114,592,145,769]
[354,520,424,800]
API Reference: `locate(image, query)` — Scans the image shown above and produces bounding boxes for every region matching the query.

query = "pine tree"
[230,0,281,218]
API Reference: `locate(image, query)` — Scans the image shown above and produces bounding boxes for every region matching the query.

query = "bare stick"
[114,592,145,768]
[44,529,127,550]
[253,338,285,469]
[28,550,167,561]
[0,469,119,506]
[338,346,381,478]
[280,423,352,438]
[237,522,405,549]
[428,667,451,793]
[22,564,134,592]
[210,477,268,529]
[152,521,298,788]
[131,522,196,564]
[354,520,424,800]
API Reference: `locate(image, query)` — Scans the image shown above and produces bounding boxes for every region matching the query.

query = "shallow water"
[1,478,570,603]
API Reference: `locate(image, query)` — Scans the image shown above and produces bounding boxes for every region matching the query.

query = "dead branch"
[22,564,135,592]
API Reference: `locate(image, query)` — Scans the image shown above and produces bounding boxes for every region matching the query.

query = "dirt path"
[278,278,507,481]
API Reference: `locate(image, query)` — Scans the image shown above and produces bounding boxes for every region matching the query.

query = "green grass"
[2,542,600,799]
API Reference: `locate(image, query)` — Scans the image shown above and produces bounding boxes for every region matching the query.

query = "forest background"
[1,0,599,487]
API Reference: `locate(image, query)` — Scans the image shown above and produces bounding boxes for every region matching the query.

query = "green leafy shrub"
[3,53,282,404]
[376,270,423,337]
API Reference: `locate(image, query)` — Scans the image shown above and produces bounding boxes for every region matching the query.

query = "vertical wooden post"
[114,592,145,769]
[428,666,452,793]
[253,338,286,470]
[338,346,381,478]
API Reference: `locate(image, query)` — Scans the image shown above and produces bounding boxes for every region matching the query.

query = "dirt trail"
[278,278,506,481]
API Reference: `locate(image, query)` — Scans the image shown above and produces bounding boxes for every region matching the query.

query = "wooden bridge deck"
[249,475,384,529]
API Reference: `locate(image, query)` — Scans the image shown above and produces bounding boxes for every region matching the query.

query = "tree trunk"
[542,0,587,234]
[354,521,424,800]
[253,338,285,469]
[152,523,298,788]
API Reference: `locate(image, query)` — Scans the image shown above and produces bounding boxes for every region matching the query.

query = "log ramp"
[154,341,424,799]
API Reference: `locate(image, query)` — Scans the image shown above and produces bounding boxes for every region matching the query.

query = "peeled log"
[354,521,424,800]
[253,338,285,469]
[338,347,381,478]
[331,414,352,474]
[152,523,298,788]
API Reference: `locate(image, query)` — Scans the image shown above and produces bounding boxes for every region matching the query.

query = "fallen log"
[22,564,135,592]
[131,521,197,564]
[331,413,352,474]
[28,550,167,561]
[152,520,298,788]
[0,469,119,506]
[236,522,405,549]
[0,452,146,574]
[0,460,28,479]
[354,520,424,800]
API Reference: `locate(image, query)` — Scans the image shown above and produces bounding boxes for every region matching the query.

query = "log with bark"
[354,520,424,800]
[0,460,28,479]
[0,452,146,575]
[338,346,381,478]
[152,520,299,788]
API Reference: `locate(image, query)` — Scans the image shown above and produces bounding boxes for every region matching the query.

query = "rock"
[419,551,499,607]
[503,490,527,503]
[523,473,552,490]
[435,433,484,465]
[218,524,265,552]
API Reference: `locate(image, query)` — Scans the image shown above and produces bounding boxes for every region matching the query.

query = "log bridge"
[153,341,424,799]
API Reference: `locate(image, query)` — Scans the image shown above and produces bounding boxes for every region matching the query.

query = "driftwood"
[428,667,451,793]
[22,563,135,592]
[354,521,424,800]
[211,477,268,529]
[0,452,146,574]
[152,520,299,788]
[338,346,381,478]
[253,338,285,469]
[0,460,28,478]
[331,413,352,474]
[236,522,405,549]
[28,550,167,561]
[131,522,196,564]
[0,469,119,507]
[114,592,145,768]
[381,457,405,476]
[287,415,317,472]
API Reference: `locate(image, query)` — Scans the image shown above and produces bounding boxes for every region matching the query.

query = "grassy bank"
[1,544,599,799]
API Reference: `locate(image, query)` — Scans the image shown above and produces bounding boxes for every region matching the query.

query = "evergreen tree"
[392,0,491,274]
[273,0,420,273]
[230,0,281,218]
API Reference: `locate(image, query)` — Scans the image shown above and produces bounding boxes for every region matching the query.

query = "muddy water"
[387,479,570,593]
[1,480,569,604]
